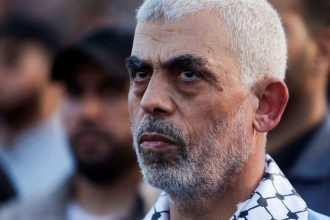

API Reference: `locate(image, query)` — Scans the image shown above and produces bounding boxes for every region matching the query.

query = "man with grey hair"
[126,0,330,219]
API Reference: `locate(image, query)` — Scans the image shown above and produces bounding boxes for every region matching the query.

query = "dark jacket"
[287,112,330,215]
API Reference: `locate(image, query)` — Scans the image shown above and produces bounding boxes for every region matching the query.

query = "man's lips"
[139,133,177,150]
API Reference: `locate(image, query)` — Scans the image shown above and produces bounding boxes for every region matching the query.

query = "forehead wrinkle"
[138,31,167,44]
[137,24,187,44]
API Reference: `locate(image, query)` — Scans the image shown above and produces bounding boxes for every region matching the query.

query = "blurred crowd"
[0,0,329,219]
[0,0,142,41]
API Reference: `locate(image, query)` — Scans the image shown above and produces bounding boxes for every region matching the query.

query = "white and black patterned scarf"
[144,155,308,220]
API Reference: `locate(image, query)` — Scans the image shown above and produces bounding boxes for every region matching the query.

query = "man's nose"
[81,96,103,121]
[140,75,175,116]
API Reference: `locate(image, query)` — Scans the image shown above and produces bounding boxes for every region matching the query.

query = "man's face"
[62,62,134,184]
[0,39,50,116]
[270,0,317,97]
[127,10,255,197]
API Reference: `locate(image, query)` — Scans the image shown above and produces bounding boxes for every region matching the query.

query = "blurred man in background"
[0,27,157,220]
[268,0,330,215]
[0,15,73,203]
[0,0,143,42]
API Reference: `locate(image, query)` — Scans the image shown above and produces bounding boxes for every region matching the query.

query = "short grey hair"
[136,0,287,87]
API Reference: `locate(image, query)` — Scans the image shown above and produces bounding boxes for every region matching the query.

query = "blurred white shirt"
[66,201,125,220]
[0,110,73,198]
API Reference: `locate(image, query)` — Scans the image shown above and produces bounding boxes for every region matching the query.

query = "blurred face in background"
[270,0,318,98]
[0,39,50,117]
[62,61,135,184]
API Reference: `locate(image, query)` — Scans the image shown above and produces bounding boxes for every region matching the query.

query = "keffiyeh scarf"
[144,155,308,220]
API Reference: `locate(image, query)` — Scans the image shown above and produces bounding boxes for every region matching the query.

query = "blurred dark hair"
[300,0,330,35]
[0,14,61,56]
[52,27,133,84]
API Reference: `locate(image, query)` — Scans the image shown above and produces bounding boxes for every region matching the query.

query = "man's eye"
[133,71,150,82]
[179,70,200,81]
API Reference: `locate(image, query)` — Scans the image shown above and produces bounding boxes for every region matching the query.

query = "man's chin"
[140,163,173,189]
[140,162,205,198]
[74,148,137,185]
[76,160,121,185]
[139,147,186,166]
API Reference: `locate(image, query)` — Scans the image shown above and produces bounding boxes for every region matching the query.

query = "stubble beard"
[71,121,135,185]
[132,103,253,208]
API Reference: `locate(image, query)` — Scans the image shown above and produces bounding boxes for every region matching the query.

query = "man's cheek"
[62,110,80,139]
[128,107,141,128]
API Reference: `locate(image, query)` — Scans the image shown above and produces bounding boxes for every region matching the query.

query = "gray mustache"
[135,116,188,149]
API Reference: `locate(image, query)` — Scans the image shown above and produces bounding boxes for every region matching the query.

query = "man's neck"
[267,91,327,154]
[169,147,265,220]
[72,165,141,216]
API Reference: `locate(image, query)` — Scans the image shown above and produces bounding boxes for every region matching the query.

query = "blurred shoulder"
[308,209,330,220]
[0,181,70,220]
[0,196,43,220]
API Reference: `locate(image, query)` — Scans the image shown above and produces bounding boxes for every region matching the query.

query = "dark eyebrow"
[162,54,206,69]
[125,56,153,71]
[162,54,218,84]
[125,54,218,86]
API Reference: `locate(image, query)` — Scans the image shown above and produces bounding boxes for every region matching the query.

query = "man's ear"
[253,79,289,132]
